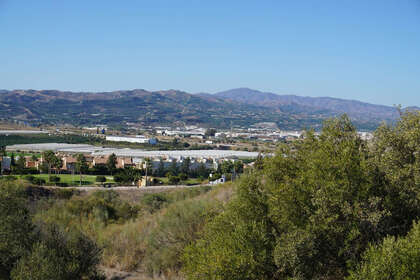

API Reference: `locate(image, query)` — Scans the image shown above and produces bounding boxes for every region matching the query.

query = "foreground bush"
[0,182,34,278]
[183,113,420,280]
[0,181,103,279]
[11,224,104,280]
[348,221,420,280]
[144,198,222,276]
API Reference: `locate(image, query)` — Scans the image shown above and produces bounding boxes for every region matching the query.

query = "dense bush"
[95,175,106,183]
[49,175,60,183]
[0,182,35,278]
[11,224,104,280]
[348,221,420,280]
[144,199,222,276]
[183,112,420,280]
[0,181,103,279]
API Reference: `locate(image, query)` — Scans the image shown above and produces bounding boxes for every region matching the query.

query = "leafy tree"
[11,224,104,280]
[145,199,221,275]
[196,163,210,179]
[10,153,15,167]
[14,156,26,174]
[205,128,216,137]
[49,175,60,186]
[169,159,178,176]
[348,221,420,280]
[233,160,243,174]
[95,175,106,183]
[183,174,276,280]
[155,159,166,177]
[180,157,191,175]
[75,154,89,186]
[52,156,62,174]
[184,114,420,280]
[42,151,58,181]
[0,146,6,156]
[254,153,264,170]
[220,160,234,175]
[168,175,180,186]
[179,173,188,181]
[106,153,117,175]
[113,167,142,185]
[0,182,34,278]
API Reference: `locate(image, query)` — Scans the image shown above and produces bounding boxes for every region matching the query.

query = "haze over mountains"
[0,88,417,130]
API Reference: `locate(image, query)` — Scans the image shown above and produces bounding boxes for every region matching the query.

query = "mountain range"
[0,88,417,130]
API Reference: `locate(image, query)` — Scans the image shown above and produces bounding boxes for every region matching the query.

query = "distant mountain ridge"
[0,88,417,130]
[211,88,405,123]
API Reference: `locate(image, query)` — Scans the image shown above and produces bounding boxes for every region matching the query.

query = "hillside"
[0,88,415,130]
[213,88,403,124]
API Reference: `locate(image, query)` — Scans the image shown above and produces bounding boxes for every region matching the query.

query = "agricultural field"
[9,174,114,186]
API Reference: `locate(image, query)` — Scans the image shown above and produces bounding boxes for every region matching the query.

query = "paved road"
[48,184,210,192]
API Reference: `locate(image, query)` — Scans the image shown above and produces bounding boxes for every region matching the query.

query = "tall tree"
[169,159,178,176]
[52,156,62,175]
[180,157,191,175]
[156,159,166,177]
[106,153,117,175]
[15,156,26,175]
[41,151,57,181]
[75,154,89,186]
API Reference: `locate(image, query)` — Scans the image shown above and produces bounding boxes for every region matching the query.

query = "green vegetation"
[0,134,97,146]
[1,112,420,279]
[182,112,420,280]
[0,181,104,279]
[10,174,112,186]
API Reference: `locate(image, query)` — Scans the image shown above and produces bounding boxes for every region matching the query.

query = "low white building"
[106,135,157,144]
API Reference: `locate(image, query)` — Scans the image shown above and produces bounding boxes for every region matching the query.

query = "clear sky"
[0,0,419,106]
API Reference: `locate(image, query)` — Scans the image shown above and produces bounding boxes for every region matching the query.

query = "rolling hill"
[0,88,416,130]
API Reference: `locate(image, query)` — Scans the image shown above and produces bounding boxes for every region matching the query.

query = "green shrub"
[0,182,35,278]
[348,221,420,280]
[144,198,222,276]
[32,178,46,186]
[95,175,106,183]
[11,224,104,280]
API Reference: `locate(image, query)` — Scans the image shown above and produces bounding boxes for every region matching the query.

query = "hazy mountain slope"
[214,88,401,123]
[0,88,412,130]
[0,89,293,128]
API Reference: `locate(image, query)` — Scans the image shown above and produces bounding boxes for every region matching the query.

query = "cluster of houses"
[0,152,220,174]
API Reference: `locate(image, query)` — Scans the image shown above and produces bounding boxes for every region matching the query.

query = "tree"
[196,163,210,179]
[14,156,26,175]
[0,146,6,156]
[156,159,166,177]
[220,160,234,175]
[0,182,35,278]
[95,175,106,183]
[179,173,188,181]
[10,153,15,167]
[348,221,420,280]
[180,157,191,175]
[75,154,88,186]
[52,156,62,174]
[11,224,104,280]
[49,176,60,186]
[184,115,420,280]
[254,153,264,170]
[169,159,178,176]
[168,175,180,186]
[42,151,58,181]
[205,128,216,137]
[106,153,117,175]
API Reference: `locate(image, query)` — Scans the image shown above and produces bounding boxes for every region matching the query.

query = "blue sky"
[0,0,419,106]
